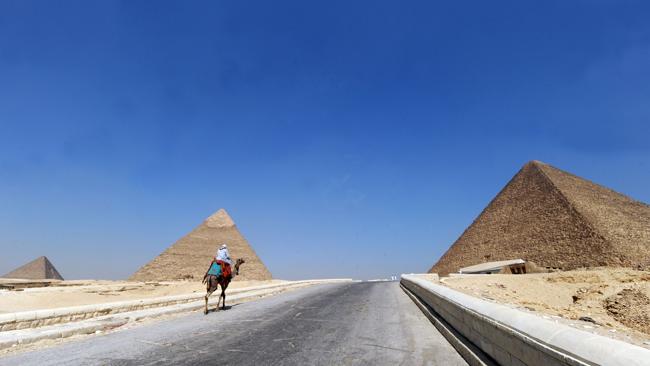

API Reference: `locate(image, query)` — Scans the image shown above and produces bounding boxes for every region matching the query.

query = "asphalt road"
[1,282,467,366]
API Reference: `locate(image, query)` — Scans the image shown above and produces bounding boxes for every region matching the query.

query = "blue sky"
[1,1,649,280]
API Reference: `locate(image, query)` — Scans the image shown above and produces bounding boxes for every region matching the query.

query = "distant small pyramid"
[129,209,272,281]
[430,161,650,275]
[3,256,64,280]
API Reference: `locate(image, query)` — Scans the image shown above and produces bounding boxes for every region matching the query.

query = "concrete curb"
[0,317,128,350]
[401,274,650,366]
[0,279,350,332]
[0,279,350,351]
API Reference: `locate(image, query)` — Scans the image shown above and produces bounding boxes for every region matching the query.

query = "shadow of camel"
[204,304,236,314]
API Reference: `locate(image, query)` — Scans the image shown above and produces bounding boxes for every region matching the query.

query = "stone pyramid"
[430,161,650,275]
[2,256,64,280]
[129,209,272,281]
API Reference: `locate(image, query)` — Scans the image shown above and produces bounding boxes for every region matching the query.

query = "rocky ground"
[439,267,650,349]
[0,279,286,313]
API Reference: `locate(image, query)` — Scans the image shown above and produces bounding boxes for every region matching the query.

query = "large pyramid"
[430,161,650,275]
[129,209,272,281]
[2,256,64,280]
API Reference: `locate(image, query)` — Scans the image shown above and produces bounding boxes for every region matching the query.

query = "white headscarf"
[216,244,232,265]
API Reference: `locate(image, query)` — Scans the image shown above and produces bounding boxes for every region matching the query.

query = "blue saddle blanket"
[208,262,222,276]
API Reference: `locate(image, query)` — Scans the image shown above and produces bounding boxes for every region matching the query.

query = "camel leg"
[205,290,215,315]
[215,279,223,310]
[216,289,221,310]
[204,278,217,315]
[221,281,230,310]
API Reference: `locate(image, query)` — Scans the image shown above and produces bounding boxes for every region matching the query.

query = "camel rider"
[215,244,233,278]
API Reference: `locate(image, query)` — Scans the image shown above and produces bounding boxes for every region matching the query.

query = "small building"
[459,259,527,275]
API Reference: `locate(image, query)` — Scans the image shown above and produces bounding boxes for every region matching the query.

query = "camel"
[202,258,245,314]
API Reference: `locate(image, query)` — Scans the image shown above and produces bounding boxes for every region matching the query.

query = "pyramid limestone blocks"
[205,209,235,228]
[2,256,64,280]
[430,161,650,276]
[129,209,272,281]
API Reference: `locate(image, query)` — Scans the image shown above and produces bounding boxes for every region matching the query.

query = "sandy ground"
[439,268,650,348]
[0,279,286,313]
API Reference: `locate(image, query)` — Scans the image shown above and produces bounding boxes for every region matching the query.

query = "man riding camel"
[203,244,245,313]
[214,243,233,278]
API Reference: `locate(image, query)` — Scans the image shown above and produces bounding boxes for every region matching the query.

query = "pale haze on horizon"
[1,1,649,280]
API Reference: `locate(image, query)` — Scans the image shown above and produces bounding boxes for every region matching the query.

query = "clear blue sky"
[1,1,649,280]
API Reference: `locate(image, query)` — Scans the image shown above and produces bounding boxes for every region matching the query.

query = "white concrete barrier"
[401,274,650,366]
[0,317,128,350]
[0,279,351,332]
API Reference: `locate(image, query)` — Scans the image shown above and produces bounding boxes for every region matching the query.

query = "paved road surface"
[1,282,467,365]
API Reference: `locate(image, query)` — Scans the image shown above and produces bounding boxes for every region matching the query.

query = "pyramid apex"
[524,160,547,168]
[205,208,235,228]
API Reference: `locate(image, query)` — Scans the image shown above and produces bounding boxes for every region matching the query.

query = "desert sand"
[439,268,650,348]
[0,279,286,313]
